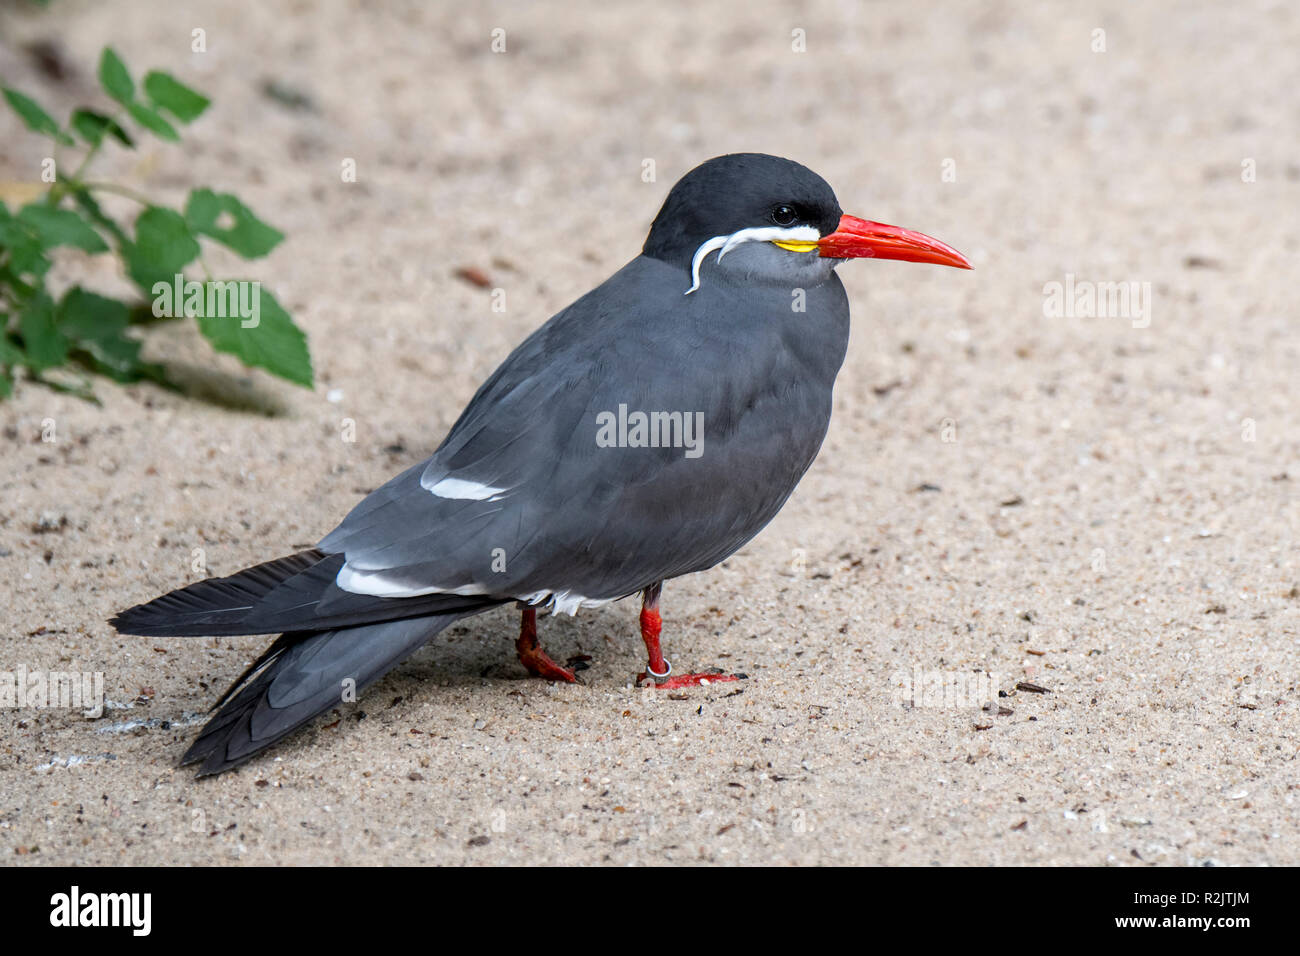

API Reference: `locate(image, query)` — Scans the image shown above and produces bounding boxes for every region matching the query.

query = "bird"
[111,153,972,775]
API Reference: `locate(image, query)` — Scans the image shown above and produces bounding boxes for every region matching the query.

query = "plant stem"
[81,181,153,206]
[51,109,124,204]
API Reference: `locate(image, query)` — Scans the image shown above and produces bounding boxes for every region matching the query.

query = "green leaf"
[53,289,152,382]
[2,87,73,144]
[70,188,128,246]
[125,101,179,142]
[124,206,200,291]
[0,212,51,280]
[184,189,284,258]
[0,333,25,366]
[70,334,149,382]
[17,204,110,253]
[195,285,312,386]
[56,287,130,340]
[98,47,134,104]
[143,71,209,123]
[71,108,135,148]
[0,270,37,307]
[18,293,67,371]
[0,332,23,399]
[7,242,49,279]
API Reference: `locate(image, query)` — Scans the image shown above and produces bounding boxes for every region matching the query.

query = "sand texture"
[1,0,1296,865]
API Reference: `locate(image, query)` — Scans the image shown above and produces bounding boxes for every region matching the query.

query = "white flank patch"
[424,476,508,501]
[336,563,488,598]
[684,224,821,294]
[336,567,611,616]
[518,589,614,616]
[337,565,613,616]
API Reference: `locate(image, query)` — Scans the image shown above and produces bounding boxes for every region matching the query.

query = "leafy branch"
[1,47,313,401]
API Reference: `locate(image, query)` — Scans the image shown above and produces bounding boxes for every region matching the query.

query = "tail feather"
[209,631,298,712]
[111,550,499,637]
[113,549,510,773]
[110,550,332,636]
[183,612,475,776]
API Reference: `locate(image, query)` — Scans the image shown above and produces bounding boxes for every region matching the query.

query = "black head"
[642,154,843,267]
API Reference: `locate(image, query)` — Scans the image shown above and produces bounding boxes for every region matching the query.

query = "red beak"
[818,214,972,269]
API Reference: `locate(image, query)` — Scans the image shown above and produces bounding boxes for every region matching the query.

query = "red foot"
[516,607,578,683]
[635,584,744,690]
[520,645,579,683]
[636,670,743,690]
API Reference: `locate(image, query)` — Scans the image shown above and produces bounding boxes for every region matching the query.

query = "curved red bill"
[818,214,972,269]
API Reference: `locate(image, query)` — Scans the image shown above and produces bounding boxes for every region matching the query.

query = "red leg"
[515,606,578,683]
[635,582,743,689]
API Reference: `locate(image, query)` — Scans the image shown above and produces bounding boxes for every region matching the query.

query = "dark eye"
[771,204,798,226]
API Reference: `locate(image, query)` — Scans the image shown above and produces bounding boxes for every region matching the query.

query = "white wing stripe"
[425,476,508,501]
[336,563,487,598]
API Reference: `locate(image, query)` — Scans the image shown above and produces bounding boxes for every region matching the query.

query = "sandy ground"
[0,0,1297,866]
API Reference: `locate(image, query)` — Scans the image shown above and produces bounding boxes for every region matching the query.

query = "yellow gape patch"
[770,239,819,253]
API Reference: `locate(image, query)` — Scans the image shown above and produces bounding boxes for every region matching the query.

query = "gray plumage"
[320,253,849,601]
[111,154,872,775]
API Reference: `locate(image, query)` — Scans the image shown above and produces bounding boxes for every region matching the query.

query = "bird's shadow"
[403,601,634,686]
